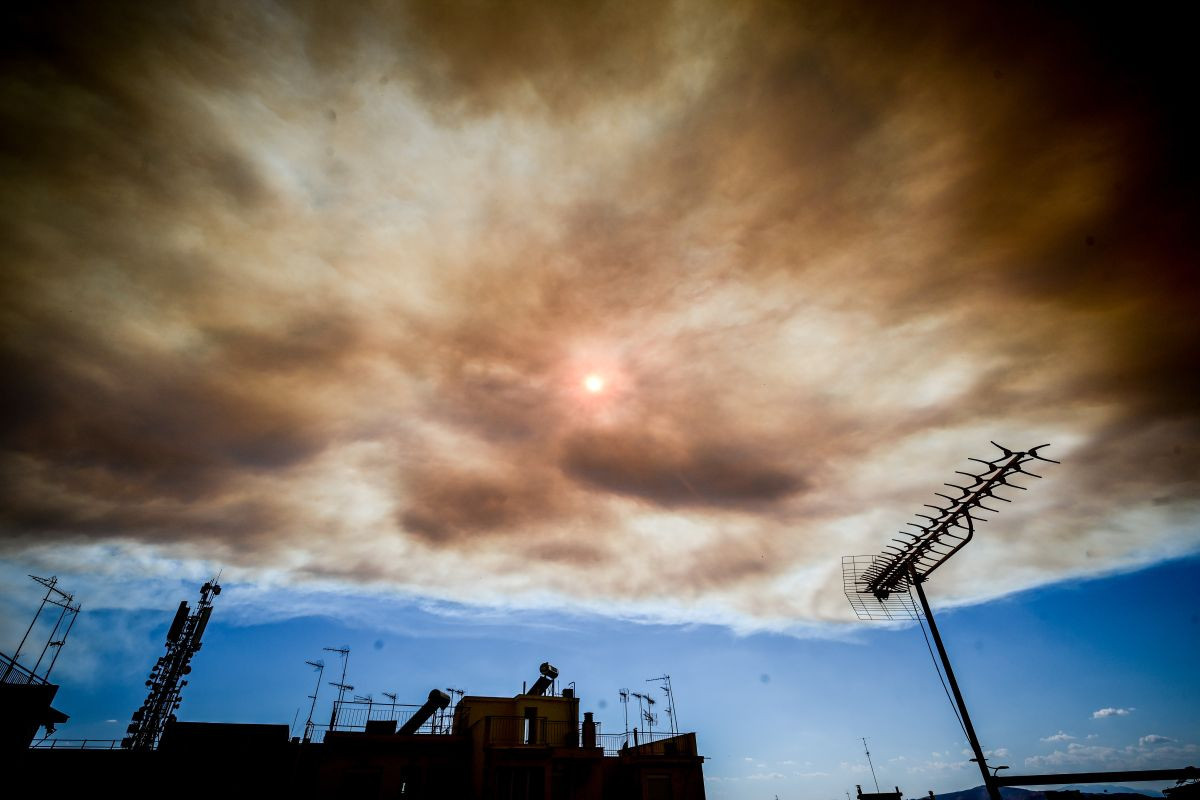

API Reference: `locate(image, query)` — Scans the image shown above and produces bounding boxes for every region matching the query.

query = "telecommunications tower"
[123,578,222,750]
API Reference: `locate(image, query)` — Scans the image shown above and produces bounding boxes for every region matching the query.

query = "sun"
[583,374,605,394]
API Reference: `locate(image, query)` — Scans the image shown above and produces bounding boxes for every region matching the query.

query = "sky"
[1,2,1197,797]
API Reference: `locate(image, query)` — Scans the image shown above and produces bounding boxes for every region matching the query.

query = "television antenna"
[1,575,81,684]
[354,693,374,724]
[842,442,1056,800]
[642,693,657,735]
[863,737,880,793]
[646,674,679,735]
[323,645,351,730]
[302,659,324,742]
[445,686,465,720]
[629,692,646,734]
[619,689,631,743]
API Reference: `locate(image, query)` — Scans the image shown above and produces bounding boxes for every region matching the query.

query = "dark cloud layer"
[1,1,1197,624]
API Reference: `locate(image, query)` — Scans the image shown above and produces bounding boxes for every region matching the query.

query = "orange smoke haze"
[1,1,1197,628]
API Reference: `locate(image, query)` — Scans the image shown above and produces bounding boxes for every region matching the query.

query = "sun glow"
[583,374,605,394]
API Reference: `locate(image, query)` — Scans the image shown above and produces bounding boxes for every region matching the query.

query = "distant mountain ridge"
[917,787,1165,800]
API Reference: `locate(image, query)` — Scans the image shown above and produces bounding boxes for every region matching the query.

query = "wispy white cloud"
[1026,739,1198,771]
[1139,735,1174,746]
[747,772,786,781]
[1093,707,1135,719]
[1042,731,1076,743]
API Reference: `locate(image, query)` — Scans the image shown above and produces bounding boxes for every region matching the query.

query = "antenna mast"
[124,577,222,750]
[863,737,880,793]
[323,645,351,731]
[302,659,324,741]
[842,443,1056,800]
[1,575,81,684]
[646,674,679,735]
[619,689,630,744]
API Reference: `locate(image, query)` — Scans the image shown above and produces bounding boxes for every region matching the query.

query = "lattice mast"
[124,578,222,750]
[842,443,1057,800]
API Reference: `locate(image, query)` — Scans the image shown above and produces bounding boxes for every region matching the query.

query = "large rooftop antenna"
[842,442,1056,800]
[323,645,351,730]
[646,674,679,735]
[124,577,222,750]
[1,575,81,684]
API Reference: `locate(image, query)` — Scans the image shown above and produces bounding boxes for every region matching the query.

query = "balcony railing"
[480,716,598,748]
[302,699,461,742]
[1,651,48,685]
[30,738,122,750]
[595,731,695,757]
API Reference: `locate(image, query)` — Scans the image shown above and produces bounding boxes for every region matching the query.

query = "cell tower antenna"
[842,443,1057,800]
[863,737,881,793]
[124,577,222,750]
[646,674,679,735]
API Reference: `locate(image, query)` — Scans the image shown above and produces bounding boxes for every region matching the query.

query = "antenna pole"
[323,646,351,731]
[303,660,324,742]
[3,576,69,682]
[42,601,80,680]
[647,674,679,735]
[666,675,678,734]
[620,689,630,745]
[863,737,880,793]
[911,570,1000,800]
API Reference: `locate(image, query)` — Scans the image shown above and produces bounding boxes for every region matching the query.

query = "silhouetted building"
[299,663,706,799]
[858,784,904,800]
[9,661,706,800]
[1,653,69,751]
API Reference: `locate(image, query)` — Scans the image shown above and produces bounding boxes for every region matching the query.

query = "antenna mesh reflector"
[842,556,920,621]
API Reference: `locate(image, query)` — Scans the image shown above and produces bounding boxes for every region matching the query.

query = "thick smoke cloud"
[1,1,1196,628]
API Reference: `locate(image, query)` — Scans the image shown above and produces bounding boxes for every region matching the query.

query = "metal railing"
[1,651,48,685]
[304,699,460,741]
[480,716,597,748]
[596,731,691,757]
[30,738,122,750]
